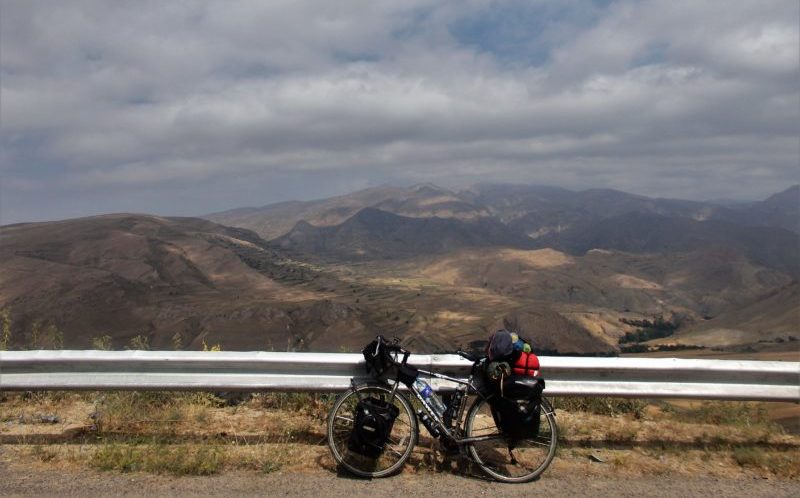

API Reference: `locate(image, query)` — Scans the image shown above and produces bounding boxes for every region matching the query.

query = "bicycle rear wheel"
[327,383,418,478]
[465,396,557,483]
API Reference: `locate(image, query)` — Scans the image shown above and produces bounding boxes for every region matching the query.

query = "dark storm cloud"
[1,0,798,223]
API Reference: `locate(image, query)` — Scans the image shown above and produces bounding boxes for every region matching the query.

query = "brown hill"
[0,214,373,351]
[0,214,602,353]
[415,246,796,348]
[663,281,800,347]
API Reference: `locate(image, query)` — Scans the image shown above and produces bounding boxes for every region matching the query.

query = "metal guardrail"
[0,351,798,401]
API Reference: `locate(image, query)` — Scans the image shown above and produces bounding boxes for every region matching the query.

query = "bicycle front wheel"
[327,383,418,478]
[465,396,558,483]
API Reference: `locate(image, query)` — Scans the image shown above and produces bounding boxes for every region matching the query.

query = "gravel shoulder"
[1,467,798,498]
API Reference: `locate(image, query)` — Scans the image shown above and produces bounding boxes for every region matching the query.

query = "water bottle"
[413,378,446,417]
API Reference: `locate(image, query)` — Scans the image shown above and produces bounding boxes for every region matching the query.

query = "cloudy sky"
[1,0,798,224]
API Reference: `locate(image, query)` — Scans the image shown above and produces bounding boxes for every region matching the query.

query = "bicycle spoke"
[383,446,403,457]
[327,385,417,478]
[394,417,412,428]
[466,397,558,482]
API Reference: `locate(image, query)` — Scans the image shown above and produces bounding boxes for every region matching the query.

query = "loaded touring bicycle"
[326,335,558,483]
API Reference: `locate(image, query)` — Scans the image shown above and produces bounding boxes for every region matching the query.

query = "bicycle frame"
[387,366,505,445]
[379,344,554,446]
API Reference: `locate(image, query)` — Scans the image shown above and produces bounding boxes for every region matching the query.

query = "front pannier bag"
[348,397,400,457]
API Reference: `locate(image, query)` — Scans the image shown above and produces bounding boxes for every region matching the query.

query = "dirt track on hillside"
[1,466,798,498]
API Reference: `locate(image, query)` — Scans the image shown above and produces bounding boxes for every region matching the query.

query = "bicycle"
[327,336,558,483]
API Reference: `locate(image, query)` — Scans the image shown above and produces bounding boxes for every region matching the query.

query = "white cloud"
[1,0,798,222]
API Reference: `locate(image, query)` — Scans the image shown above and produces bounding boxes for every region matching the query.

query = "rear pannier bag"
[489,376,545,441]
[512,351,540,377]
[347,397,400,458]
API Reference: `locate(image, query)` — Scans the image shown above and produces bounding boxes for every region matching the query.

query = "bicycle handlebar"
[457,350,479,362]
[376,335,411,366]
[376,335,480,365]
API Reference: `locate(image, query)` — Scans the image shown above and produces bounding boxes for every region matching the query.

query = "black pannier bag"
[362,338,395,377]
[347,396,400,458]
[488,376,545,441]
[362,337,418,387]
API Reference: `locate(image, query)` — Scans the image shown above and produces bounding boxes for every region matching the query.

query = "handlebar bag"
[347,396,400,457]
[362,339,397,377]
[362,338,418,386]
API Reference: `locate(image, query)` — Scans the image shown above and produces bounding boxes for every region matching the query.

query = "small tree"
[0,309,11,351]
[91,335,113,350]
[202,339,222,352]
[41,323,64,350]
[29,320,42,349]
[171,332,184,351]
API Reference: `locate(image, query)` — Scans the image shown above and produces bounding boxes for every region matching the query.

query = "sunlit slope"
[0,214,370,351]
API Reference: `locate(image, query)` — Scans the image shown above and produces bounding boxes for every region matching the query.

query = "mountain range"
[209,184,799,277]
[208,183,799,240]
[1,183,797,354]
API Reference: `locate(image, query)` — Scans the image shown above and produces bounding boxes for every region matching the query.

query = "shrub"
[619,314,678,344]
[128,335,150,350]
[552,397,647,418]
[91,335,113,350]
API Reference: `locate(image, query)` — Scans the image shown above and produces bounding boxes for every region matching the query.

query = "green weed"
[674,402,778,429]
[552,397,647,418]
[90,443,224,475]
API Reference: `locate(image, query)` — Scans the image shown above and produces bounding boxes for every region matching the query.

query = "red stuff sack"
[512,351,540,377]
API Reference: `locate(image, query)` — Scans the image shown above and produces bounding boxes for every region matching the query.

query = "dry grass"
[90,443,225,475]
[1,392,798,479]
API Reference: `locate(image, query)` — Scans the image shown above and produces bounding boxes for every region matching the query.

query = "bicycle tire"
[465,395,558,483]
[327,383,418,478]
